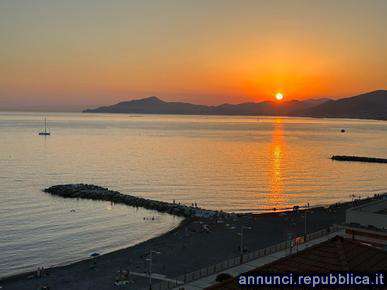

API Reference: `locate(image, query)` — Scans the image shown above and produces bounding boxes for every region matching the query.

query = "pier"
[331,155,387,164]
[44,184,219,218]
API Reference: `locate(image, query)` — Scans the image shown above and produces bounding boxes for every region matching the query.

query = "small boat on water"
[38,117,51,136]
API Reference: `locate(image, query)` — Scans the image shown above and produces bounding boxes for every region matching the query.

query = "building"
[342,199,387,249]
[207,235,387,290]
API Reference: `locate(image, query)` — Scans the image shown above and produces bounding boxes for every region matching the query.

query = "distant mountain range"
[291,90,387,120]
[83,90,387,120]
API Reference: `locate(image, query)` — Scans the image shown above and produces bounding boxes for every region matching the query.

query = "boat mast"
[44,117,47,133]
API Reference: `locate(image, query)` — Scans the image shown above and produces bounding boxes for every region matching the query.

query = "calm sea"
[0,112,386,277]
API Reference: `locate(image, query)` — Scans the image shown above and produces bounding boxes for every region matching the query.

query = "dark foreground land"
[0,188,382,290]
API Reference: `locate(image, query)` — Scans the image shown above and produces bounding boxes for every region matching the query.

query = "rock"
[44,184,219,219]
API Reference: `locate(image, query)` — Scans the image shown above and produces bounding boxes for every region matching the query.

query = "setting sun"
[275,93,284,101]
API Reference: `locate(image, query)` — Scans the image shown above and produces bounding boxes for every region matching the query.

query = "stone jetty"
[44,184,220,218]
[331,155,387,163]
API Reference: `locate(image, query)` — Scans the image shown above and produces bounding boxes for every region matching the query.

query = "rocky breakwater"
[44,184,220,218]
[331,155,387,163]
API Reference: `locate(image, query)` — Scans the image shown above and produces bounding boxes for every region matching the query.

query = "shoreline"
[1,186,385,289]
[82,111,387,121]
[0,216,190,283]
[0,217,187,281]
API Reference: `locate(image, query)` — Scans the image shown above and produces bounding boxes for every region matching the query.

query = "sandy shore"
[0,195,382,290]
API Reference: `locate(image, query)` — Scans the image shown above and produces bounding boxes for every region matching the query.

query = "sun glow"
[275,93,284,101]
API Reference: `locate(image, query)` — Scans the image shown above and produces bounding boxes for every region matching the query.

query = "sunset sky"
[0,0,386,110]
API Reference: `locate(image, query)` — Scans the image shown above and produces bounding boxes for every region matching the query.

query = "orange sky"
[0,0,386,110]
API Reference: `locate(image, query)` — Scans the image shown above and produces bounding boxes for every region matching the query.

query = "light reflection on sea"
[0,112,386,277]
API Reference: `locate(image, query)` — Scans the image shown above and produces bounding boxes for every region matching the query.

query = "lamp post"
[304,204,309,240]
[239,226,252,263]
[146,249,161,290]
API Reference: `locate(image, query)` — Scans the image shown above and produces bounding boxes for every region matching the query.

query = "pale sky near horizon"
[0,0,386,110]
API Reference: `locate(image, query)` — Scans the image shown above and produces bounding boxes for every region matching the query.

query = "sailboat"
[38,117,51,136]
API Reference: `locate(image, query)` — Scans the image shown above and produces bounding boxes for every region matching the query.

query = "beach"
[0,189,381,290]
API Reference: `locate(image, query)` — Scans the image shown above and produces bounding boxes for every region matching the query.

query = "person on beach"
[36,267,44,278]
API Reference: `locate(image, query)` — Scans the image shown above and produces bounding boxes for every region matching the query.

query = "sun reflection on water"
[267,118,288,210]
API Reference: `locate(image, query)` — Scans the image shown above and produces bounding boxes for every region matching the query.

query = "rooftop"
[376,208,387,215]
[346,199,387,230]
[348,199,387,214]
[207,236,387,290]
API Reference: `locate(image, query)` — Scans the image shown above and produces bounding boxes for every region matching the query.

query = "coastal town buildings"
[342,199,387,249]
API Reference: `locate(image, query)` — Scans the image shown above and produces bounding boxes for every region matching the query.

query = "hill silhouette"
[83,90,387,120]
[293,90,387,120]
[84,97,329,116]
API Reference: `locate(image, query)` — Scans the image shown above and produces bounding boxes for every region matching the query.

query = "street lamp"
[238,226,252,263]
[145,249,161,290]
[304,204,310,240]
